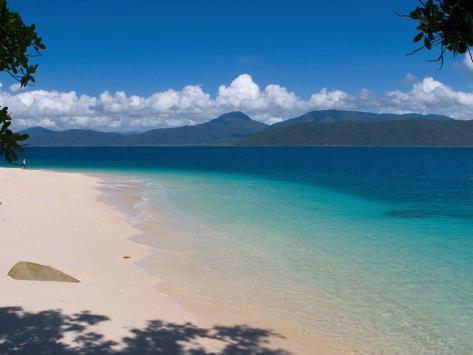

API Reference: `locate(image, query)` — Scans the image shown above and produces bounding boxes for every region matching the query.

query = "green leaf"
[414,33,424,43]
[424,38,432,50]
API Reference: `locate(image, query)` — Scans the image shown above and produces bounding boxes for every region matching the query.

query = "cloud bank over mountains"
[1,73,472,131]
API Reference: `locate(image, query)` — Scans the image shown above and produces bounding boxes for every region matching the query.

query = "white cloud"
[386,77,473,119]
[0,73,472,131]
[464,54,473,73]
[9,83,22,92]
[217,74,261,107]
[309,88,352,109]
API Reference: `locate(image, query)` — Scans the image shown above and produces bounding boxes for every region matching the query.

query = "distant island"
[21,110,473,147]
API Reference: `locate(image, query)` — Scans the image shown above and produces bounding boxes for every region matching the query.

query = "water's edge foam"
[92,171,354,354]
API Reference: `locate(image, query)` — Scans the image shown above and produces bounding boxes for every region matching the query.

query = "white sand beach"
[0,168,349,354]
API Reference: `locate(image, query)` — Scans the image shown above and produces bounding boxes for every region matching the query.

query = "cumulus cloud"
[0,73,472,131]
[386,77,473,119]
[309,88,352,110]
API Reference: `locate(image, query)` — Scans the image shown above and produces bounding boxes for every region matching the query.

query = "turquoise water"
[9,147,473,353]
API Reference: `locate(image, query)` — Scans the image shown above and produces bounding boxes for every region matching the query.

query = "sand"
[0,168,347,354]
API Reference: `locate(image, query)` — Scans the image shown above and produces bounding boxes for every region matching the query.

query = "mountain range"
[20,110,473,147]
[22,111,268,147]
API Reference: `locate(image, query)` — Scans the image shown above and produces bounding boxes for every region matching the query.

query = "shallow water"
[10,147,473,353]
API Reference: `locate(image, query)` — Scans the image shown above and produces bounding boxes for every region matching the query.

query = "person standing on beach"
[21,158,26,169]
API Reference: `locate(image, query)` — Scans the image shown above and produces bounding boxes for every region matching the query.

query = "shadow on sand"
[0,307,291,354]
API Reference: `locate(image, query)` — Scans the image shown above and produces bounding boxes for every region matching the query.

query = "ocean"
[10,147,473,353]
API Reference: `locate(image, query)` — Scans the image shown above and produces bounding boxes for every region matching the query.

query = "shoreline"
[0,168,202,346]
[96,171,360,354]
[0,167,345,354]
[96,171,348,354]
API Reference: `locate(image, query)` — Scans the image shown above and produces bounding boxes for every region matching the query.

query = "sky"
[2,0,473,131]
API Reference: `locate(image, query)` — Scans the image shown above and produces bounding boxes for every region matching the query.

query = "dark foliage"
[404,0,473,67]
[0,106,28,161]
[0,0,45,161]
[0,307,290,355]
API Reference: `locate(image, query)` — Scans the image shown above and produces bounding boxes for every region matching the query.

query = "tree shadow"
[0,307,290,354]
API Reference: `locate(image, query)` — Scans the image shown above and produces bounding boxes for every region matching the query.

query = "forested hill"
[22,110,473,147]
[238,119,473,147]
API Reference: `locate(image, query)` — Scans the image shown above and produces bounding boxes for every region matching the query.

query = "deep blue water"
[15,146,473,208]
[6,147,473,353]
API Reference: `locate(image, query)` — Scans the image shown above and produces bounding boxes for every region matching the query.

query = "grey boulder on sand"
[7,261,80,283]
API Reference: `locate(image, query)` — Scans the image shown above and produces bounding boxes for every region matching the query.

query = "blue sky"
[2,0,473,131]
[9,0,470,95]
